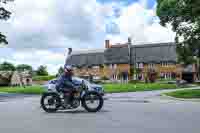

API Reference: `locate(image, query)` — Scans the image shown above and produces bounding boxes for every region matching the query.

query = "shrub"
[129,80,143,84]
[147,69,158,83]
[93,80,104,84]
[101,76,109,80]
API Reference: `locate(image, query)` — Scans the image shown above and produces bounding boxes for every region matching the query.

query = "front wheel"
[82,91,104,112]
[40,93,61,113]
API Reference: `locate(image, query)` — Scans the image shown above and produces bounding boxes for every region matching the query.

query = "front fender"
[81,91,102,101]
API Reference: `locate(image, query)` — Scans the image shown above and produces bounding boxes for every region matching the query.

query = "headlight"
[95,87,103,92]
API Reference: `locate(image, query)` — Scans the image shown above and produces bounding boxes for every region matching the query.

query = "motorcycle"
[40,80,104,113]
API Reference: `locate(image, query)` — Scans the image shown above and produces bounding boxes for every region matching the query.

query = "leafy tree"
[57,66,64,76]
[0,61,15,71]
[16,64,33,74]
[0,0,13,45]
[156,0,200,65]
[36,65,49,76]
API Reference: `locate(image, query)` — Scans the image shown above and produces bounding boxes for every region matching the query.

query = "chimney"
[128,37,132,44]
[68,48,72,55]
[105,40,110,48]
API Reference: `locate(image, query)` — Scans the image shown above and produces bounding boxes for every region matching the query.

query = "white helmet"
[64,65,73,71]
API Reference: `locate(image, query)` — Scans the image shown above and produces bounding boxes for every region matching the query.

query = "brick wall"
[73,63,197,81]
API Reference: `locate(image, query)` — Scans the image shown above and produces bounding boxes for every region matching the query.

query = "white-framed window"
[112,74,118,80]
[136,63,139,68]
[149,63,154,68]
[161,62,169,67]
[160,73,164,78]
[164,73,167,79]
[109,64,113,69]
[92,66,100,69]
[139,63,144,68]
[114,64,117,69]
[110,64,117,69]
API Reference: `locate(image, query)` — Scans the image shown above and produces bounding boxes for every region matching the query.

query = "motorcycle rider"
[56,65,75,105]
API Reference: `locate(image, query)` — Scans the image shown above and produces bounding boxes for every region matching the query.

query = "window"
[109,64,113,69]
[114,64,117,69]
[149,63,154,68]
[93,66,99,69]
[139,63,144,68]
[160,73,164,78]
[161,62,169,67]
[136,63,139,68]
[110,64,117,69]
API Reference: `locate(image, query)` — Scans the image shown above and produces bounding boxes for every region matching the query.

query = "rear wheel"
[82,91,104,112]
[40,93,61,113]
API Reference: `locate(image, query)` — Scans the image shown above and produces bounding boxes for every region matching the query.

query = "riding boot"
[63,93,71,106]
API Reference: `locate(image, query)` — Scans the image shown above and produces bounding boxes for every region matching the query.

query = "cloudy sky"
[0,0,175,74]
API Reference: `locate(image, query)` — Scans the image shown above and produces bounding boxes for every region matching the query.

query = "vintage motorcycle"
[40,80,104,113]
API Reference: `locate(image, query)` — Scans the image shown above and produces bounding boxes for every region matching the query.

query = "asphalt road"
[0,90,200,133]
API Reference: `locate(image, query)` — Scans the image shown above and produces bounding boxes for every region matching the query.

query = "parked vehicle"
[43,77,104,96]
[41,77,104,113]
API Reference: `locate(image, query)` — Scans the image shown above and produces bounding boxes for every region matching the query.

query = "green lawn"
[32,75,56,81]
[0,86,45,94]
[0,83,178,94]
[165,89,200,99]
[103,83,177,93]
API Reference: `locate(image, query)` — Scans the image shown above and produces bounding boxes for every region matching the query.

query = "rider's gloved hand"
[73,86,80,91]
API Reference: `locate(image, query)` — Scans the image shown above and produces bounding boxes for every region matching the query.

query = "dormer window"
[109,64,117,69]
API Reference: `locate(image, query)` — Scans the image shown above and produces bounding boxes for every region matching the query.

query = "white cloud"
[0,0,176,74]
[1,0,110,49]
[113,0,175,44]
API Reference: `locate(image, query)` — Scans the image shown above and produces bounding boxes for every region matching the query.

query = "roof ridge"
[131,42,175,48]
[71,49,105,55]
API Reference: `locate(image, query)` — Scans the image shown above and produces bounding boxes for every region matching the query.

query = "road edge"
[160,94,200,102]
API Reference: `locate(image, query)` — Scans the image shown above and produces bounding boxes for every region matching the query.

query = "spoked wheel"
[82,91,104,112]
[40,93,61,113]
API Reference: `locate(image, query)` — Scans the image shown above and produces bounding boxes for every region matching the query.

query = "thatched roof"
[66,51,104,67]
[66,43,177,67]
[104,46,129,64]
[0,71,13,86]
[0,71,13,80]
[130,43,176,64]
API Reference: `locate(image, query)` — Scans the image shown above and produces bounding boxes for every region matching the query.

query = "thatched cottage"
[66,39,198,82]
[0,71,32,86]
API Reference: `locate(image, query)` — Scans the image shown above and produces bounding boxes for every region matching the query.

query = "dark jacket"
[56,73,75,91]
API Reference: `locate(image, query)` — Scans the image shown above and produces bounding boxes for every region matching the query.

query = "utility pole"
[134,41,137,80]
[128,37,132,80]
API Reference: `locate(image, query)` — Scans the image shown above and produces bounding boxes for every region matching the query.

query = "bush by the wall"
[101,76,109,80]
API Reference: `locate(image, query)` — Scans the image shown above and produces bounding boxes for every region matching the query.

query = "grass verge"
[0,85,45,94]
[165,89,200,99]
[0,83,183,94]
[103,83,177,93]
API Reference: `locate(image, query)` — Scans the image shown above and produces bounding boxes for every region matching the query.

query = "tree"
[16,64,33,74]
[0,61,15,71]
[0,0,13,45]
[156,0,200,66]
[36,65,49,76]
[57,66,64,76]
